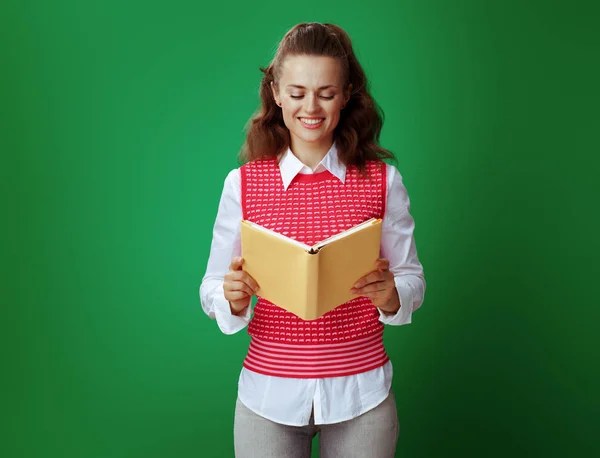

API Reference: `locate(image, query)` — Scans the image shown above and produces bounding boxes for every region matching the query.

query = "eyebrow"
[285,85,338,90]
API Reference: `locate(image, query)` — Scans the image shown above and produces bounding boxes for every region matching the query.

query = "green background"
[3,0,599,457]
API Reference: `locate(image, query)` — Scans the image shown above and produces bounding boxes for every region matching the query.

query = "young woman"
[200,22,425,458]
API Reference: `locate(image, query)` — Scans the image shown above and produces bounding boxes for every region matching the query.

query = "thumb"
[377,258,390,271]
[229,257,244,271]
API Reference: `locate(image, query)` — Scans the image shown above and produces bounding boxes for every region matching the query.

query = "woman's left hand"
[350,258,400,313]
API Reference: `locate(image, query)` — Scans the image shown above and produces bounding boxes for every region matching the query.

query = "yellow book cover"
[240,218,382,320]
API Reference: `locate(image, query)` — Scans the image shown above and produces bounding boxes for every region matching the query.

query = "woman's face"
[272,54,349,153]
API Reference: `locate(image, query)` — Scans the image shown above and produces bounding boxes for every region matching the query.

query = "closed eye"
[289,95,335,100]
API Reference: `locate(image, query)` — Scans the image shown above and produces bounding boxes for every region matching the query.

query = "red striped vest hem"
[242,329,389,379]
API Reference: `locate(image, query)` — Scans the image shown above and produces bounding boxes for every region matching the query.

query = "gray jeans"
[233,391,399,458]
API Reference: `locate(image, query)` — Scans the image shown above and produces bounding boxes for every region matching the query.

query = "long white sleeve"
[199,169,251,334]
[377,164,426,326]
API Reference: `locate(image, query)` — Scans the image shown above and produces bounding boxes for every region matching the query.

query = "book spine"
[304,252,320,320]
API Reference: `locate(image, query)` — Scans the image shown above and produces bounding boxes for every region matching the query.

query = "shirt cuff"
[378,277,414,326]
[213,285,252,334]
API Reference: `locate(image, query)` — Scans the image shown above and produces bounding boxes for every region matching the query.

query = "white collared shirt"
[199,143,425,426]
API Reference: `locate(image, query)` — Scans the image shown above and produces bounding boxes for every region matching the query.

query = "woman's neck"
[289,137,334,170]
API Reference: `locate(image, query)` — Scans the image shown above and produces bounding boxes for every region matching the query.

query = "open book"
[240,218,382,320]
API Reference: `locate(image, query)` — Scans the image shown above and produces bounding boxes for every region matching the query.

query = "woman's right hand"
[223,257,259,315]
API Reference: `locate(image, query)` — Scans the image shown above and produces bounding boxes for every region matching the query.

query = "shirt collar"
[277,142,346,190]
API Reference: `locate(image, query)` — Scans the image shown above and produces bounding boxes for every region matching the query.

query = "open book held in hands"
[240,218,382,320]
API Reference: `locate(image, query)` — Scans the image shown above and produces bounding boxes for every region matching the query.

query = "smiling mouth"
[299,117,325,128]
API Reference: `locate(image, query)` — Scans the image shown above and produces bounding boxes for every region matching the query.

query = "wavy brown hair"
[239,22,396,172]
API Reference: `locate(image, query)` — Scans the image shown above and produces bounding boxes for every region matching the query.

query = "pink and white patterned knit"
[240,157,389,378]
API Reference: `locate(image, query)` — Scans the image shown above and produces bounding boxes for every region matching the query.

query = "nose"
[304,94,319,114]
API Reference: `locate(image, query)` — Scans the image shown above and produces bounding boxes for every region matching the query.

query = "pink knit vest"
[240,157,389,378]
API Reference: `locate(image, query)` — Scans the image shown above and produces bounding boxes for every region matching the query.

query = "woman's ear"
[270,81,280,106]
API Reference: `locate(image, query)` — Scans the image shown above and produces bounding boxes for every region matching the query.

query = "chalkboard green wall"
[3,0,598,457]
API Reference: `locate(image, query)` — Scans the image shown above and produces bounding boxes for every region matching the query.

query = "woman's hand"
[223,257,259,315]
[350,258,400,314]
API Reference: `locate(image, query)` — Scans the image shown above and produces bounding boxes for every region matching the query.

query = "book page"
[241,221,314,318]
[316,219,382,316]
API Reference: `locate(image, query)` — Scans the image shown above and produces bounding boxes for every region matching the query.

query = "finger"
[354,270,385,289]
[352,271,374,289]
[225,269,247,282]
[351,282,387,295]
[225,271,259,291]
[225,290,251,301]
[242,274,260,292]
[377,258,390,271]
[224,280,256,297]
[224,270,242,282]
[225,276,257,293]
[352,289,383,300]
[229,257,244,271]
